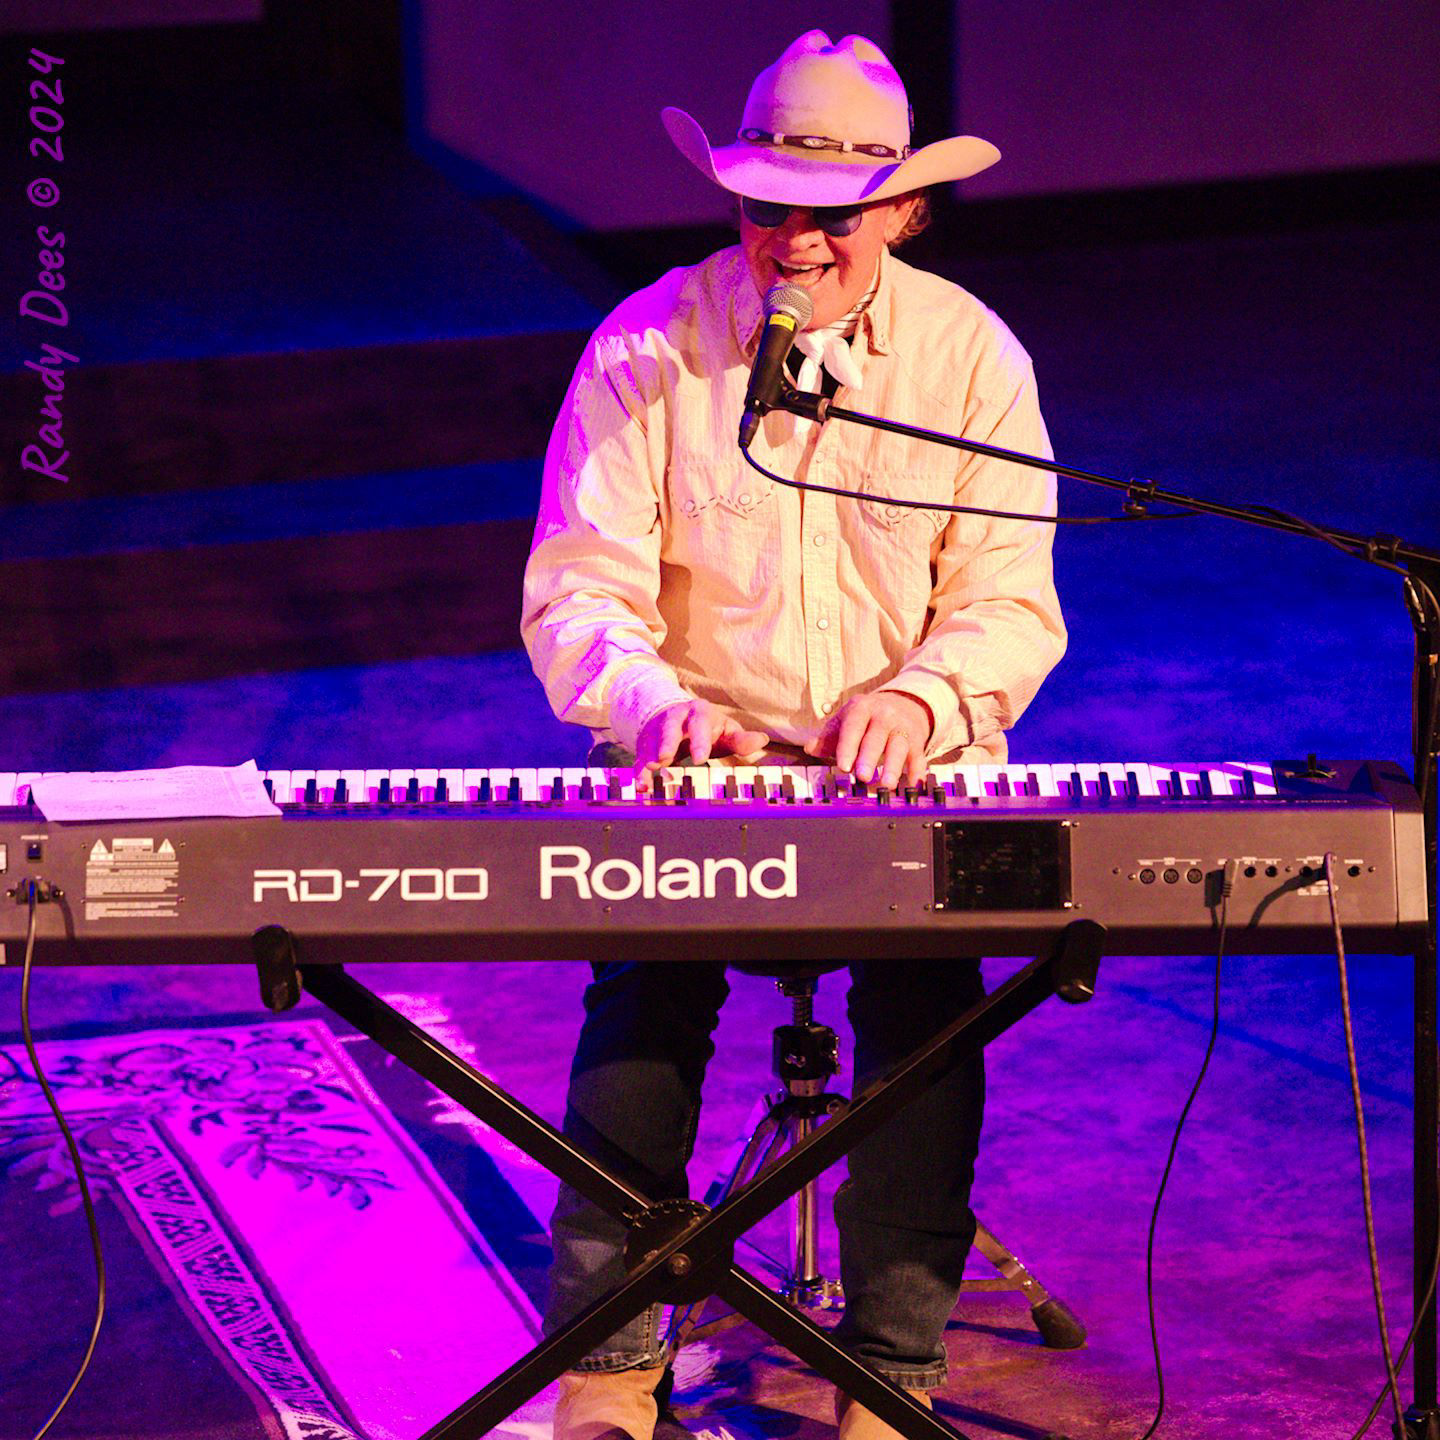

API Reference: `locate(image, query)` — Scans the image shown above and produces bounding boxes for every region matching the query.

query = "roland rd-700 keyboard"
[0,760,1427,963]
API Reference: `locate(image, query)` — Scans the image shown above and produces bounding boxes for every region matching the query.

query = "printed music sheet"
[29,760,282,821]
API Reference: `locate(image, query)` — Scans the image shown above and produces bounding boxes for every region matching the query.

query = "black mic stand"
[756,377,1440,1438]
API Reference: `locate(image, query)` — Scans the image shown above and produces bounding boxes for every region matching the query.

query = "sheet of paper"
[29,760,282,822]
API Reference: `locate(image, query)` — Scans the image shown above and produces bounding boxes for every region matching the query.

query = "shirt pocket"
[855,471,953,536]
[668,458,776,521]
[664,458,778,603]
[851,471,953,614]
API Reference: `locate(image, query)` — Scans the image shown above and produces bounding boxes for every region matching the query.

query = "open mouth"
[773,260,832,285]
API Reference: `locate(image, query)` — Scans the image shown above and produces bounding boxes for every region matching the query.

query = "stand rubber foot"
[1031,1297,1087,1350]
[1398,1407,1440,1440]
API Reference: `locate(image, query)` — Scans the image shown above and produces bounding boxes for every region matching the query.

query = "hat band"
[738,126,911,161]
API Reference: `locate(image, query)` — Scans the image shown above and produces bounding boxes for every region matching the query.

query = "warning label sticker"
[85,837,180,921]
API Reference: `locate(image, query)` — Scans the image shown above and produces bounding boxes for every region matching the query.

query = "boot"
[552,1367,666,1440]
[835,1384,934,1440]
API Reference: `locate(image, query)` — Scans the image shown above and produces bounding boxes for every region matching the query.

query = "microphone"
[738,282,813,448]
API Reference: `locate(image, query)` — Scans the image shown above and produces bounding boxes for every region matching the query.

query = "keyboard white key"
[1001,763,1031,795]
[1164,763,1203,798]
[337,768,366,802]
[779,764,815,800]
[1097,761,1129,797]
[731,765,759,799]
[289,769,316,802]
[1198,765,1239,797]
[264,769,292,802]
[696,762,729,799]
[1232,760,1278,794]
[649,767,681,800]
[1122,762,1160,797]
[438,767,464,800]
[1025,763,1061,797]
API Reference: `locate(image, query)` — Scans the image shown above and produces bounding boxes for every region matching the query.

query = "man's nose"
[775,209,824,244]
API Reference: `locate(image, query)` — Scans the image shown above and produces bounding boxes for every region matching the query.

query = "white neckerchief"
[790,262,880,395]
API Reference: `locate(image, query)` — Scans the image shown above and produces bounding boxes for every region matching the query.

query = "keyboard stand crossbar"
[262,920,1107,1440]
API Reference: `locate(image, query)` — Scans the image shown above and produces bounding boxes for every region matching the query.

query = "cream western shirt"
[521,244,1066,762]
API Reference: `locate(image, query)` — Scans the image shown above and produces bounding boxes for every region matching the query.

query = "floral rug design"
[0,1018,543,1440]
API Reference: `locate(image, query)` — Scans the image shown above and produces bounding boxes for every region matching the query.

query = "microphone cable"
[1131,858,1238,1440]
[17,880,107,1440]
[739,442,1201,528]
[1325,853,1410,1439]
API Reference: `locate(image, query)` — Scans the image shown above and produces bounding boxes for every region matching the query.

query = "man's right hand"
[633,701,769,791]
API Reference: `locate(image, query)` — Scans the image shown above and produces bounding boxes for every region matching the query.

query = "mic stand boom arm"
[772,376,1440,1437]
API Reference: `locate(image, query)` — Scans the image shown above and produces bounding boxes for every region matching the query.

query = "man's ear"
[883,196,918,245]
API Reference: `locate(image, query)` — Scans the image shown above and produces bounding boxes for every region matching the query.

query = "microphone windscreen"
[763,282,814,327]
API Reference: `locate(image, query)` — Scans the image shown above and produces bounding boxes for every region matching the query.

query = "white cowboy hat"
[662,30,1000,207]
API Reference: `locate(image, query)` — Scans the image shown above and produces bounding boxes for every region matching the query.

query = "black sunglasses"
[740,195,867,237]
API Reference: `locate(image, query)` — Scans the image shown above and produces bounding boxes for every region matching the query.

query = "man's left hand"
[804,690,933,791]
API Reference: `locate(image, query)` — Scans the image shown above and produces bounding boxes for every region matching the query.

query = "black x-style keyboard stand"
[253,919,1107,1440]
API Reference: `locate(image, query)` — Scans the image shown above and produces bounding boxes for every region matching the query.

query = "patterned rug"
[0,1013,560,1440]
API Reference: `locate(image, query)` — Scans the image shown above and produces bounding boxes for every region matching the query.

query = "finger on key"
[688,708,719,765]
[833,709,870,775]
[638,708,686,790]
[853,721,891,784]
[723,720,771,762]
[879,731,911,792]
[905,743,929,790]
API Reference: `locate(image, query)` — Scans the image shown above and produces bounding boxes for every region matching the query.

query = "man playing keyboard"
[521,29,1066,1440]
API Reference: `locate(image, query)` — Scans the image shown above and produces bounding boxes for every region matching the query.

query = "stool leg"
[969,1219,1086,1349]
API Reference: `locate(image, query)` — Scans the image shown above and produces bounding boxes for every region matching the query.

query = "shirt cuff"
[605,661,694,753]
[881,671,963,758]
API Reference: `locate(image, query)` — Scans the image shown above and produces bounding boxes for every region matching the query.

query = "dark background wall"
[0,0,1435,764]
[412,0,1440,226]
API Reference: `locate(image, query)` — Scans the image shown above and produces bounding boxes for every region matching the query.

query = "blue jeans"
[544,957,986,1389]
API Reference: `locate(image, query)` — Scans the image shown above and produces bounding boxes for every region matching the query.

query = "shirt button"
[821,702,835,715]
[738,492,752,506]
[684,500,697,514]
[813,533,827,546]
[816,617,830,630]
